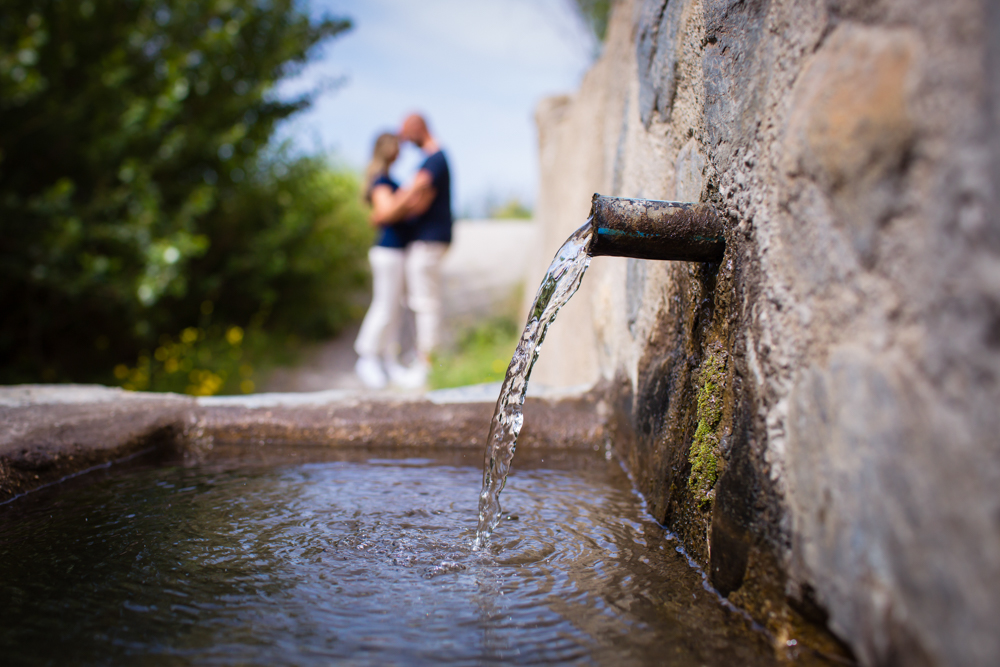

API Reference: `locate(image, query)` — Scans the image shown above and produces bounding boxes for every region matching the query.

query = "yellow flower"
[226,326,244,345]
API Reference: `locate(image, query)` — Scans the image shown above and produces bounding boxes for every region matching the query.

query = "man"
[395,113,453,387]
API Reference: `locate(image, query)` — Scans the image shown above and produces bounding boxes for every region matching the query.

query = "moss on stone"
[688,348,727,505]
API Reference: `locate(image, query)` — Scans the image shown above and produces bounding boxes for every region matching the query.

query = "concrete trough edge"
[0,384,607,503]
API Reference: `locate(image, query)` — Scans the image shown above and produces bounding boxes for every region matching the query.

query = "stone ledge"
[0,384,606,503]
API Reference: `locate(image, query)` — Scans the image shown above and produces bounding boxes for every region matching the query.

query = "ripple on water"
[0,455,778,665]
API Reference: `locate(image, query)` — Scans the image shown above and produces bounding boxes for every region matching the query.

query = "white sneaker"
[355,356,388,389]
[384,358,410,386]
[394,360,430,390]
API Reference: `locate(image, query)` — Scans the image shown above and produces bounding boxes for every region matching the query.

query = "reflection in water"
[0,455,779,665]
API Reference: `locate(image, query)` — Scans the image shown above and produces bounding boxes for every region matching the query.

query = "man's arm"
[399,169,436,218]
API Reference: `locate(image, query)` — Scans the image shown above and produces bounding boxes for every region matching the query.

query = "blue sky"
[277,0,595,217]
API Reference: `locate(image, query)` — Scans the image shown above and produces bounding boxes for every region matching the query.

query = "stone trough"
[0,384,606,505]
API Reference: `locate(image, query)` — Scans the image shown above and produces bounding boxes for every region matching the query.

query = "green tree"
[571,0,613,42]
[0,0,366,385]
[184,153,371,340]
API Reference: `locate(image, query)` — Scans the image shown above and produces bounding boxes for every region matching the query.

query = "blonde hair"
[364,133,399,202]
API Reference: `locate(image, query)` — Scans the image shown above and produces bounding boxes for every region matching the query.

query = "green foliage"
[179,155,372,341]
[572,0,613,42]
[688,348,727,505]
[488,198,533,220]
[429,317,520,390]
[114,323,287,396]
[0,0,368,388]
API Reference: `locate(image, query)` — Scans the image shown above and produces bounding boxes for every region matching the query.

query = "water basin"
[0,448,779,665]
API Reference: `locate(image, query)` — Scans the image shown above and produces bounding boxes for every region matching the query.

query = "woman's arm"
[369,184,410,226]
[369,172,437,226]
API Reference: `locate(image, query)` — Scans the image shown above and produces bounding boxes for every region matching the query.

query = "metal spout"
[587,194,725,262]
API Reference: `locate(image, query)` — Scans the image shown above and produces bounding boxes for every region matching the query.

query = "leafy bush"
[183,154,372,343]
[488,198,533,220]
[0,0,369,388]
[114,323,284,396]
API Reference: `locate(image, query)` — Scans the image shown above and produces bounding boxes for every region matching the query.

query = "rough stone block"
[637,0,691,127]
[782,24,919,265]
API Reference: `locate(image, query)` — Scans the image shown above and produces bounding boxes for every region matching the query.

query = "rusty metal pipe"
[587,194,725,262]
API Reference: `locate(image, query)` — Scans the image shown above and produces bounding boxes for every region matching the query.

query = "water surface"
[0,453,778,665]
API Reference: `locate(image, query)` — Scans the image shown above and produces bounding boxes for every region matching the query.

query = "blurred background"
[1,0,611,395]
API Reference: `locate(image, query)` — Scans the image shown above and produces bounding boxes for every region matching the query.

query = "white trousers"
[354,245,406,360]
[405,241,449,357]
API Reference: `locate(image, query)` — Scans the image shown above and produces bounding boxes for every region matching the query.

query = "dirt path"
[260,322,366,393]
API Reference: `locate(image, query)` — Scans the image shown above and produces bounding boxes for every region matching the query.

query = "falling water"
[474,220,593,548]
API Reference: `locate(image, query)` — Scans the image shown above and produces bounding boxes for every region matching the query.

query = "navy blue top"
[411,150,453,244]
[369,174,411,249]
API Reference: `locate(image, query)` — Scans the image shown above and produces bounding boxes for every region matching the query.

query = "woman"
[353,133,413,389]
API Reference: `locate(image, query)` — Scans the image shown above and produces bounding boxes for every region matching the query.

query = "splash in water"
[474,220,593,548]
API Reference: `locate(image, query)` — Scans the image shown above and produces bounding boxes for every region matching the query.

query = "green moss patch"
[688,347,727,505]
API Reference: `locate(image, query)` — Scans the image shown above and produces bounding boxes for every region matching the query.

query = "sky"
[276,0,596,217]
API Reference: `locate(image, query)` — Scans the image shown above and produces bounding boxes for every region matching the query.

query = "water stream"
[475,220,593,547]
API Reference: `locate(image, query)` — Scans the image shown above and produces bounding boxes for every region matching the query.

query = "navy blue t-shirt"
[411,151,453,244]
[369,174,411,249]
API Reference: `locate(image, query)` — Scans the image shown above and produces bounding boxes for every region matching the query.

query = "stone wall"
[531,0,1000,664]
